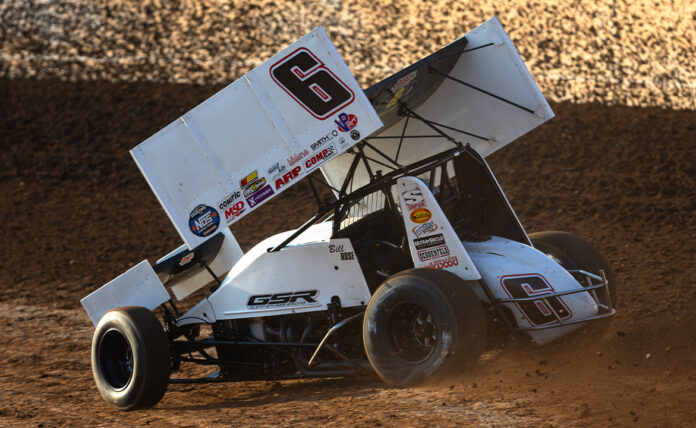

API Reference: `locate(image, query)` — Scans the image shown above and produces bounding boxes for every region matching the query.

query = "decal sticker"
[335,112,358,132]
[328,244,344,253]
[329,244,355,261]
[241,171,267,197]
[179,252,195,266]
[188,204,220,237]
[402,187,426,210]
[417,245,450,262]
[413,233,446,250]
[247,290,319,309]
[275,165,302,190]
[267,162,287,177]
[304,144,336,170]
[501,274,572,326]
[350,129,361,141]
[392,71,417,91]
[218,190,246,222]
[412,221,438,237]
[340,251,355,261]
[246,184,274,208]
[288,149,310,167]
[270,48,355,120]
[426,256,459,269]
[311,130,339,151]
[409,208,432,223]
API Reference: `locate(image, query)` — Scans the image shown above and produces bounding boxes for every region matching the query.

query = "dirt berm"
[0,78,695,426]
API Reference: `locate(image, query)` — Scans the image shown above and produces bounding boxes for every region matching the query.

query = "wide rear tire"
[363,268,486,387]
[91,306,170,410]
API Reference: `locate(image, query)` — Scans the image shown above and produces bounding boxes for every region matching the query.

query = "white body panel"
[80,260,170,325]
[321,17,554,192]
[131,27,382,249]
[464,236,598,344]
[178,222,372,325]
[396,176,480,280]
[164,227,244,300]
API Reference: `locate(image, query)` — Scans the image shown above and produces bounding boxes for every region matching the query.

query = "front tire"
[363,268,486,387]
[91,306,170,410]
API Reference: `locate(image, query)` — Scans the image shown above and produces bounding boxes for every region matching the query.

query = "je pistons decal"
[247,290,319,309]
[189,204,220,237]
[410,208,432,223]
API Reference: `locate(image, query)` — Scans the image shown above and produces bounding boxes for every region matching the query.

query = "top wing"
[320,17,554,193]
[131,27,382,249]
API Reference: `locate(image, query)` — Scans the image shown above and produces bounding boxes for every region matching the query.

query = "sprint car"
[81,18,615,409]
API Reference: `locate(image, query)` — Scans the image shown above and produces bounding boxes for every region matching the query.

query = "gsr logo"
[247,290,319,308]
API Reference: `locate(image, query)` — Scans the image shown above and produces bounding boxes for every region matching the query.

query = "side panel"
[80,261,170,326]
[178,238,371,325]
[397,176,480,280]
[464,236,598,344]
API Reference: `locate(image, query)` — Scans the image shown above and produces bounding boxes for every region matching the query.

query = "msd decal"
[275,166,302,190]
[223,201,245,221]
[304,144,336,169]
[335,112,358,132]
[188,204,220,237]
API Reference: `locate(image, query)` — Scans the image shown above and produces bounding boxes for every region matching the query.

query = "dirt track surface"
[2,0,696,109]
[1,78,696,426]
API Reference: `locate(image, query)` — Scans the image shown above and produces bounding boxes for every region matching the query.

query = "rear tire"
[91,306,170,410]
[363,268,486,387]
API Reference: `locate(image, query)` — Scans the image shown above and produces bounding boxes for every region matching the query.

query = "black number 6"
[270,48,354,120]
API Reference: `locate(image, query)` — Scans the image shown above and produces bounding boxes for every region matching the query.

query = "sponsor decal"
[337,136,348,148]
[328,244,344,253]
[223,201,245,221]
[402,188,426,210]
[304,144,336,170]
[218,190,242,211]
[350,129,361,141]
[311,130,339,151]
[275,165,302,190]
[427,256,459,269]
[501,274,572,326]
[179,252,195,266]
[288,149,310,167]
[392,71,417,91]
[410,208,432,224]
[247,290,319,309]
[413,233,446,250]
[335,112,358,132]
[412,221,438,238]
[246,184,274,208]
[188,204,220,237]
[267,162,287,177]
[340,251,355,261]
[330,244,354,261]
[241,171,267,197]
[418,245,450,262]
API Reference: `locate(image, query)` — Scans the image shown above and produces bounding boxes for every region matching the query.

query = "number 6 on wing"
[270,48,355,120]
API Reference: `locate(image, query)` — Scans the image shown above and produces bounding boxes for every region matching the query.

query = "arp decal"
[409,208,432,224]
[412,221,438,237]
[427,256,458,269]
[402,188,426,210]
[501,274,572,326]
[274,165,302,190]
[304,144,336,170]
[270,48,355,120]
[417,245,450,262]
[188,204,220,237]
[335,112,358,132]
[247,290,319,309]
[413,233,446,250]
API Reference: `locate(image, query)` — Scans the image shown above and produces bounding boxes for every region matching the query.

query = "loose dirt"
[1,78,695,426]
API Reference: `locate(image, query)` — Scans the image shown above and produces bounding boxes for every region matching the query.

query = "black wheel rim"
[99,328,133,390]
[388,301,438,363]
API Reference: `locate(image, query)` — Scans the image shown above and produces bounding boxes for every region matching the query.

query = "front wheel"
[91,306,170,410]
[363,268,486,387]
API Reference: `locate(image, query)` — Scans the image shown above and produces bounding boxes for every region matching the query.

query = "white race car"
[81,18,615,410]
